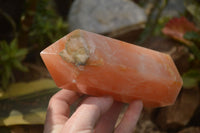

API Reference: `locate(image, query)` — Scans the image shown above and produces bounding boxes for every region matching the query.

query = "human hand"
[44,89,143,133]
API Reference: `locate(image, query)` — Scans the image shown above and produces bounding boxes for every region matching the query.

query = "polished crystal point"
[40,29,183,107]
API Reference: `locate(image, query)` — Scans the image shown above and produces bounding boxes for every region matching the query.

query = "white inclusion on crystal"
[72,79,76,83]
[87,38,96,54]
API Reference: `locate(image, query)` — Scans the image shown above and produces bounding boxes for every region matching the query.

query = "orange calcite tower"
[40,29,183,107]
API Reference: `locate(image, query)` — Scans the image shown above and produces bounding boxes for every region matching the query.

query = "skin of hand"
[44,89,143,133]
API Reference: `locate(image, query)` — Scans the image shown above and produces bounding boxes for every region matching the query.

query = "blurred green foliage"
[29,0,68,49]
[184,31,200,44]
[183,31,200,88]
[138,0,169,44]
[184,0,200,25]
[0,0,68,90]
[0,39,28,90]
[183,31,200,61]
[153,16,171,36]
[182,69,200,88]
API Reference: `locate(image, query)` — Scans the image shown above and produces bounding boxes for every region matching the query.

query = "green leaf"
[10,39,18,50]
[1,65,12,90]
[189,44,200,61]
[0,54,9,62]
[15,49,28,60]
[0,39,28,90]
[184,31,200,43]
[182,69,200,88]
[183,76,198,88]
[0,41,10,53]
[154,16,172,36]
[13,60,28,72]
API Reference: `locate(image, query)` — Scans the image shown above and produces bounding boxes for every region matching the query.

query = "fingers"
[44,89,80,133]
[95,101,124,133]
[45,89,143,133]
[114,100,143,133]
[61,96,113,133]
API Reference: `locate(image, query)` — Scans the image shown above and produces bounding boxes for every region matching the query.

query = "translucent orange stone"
[40,29,183,107]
